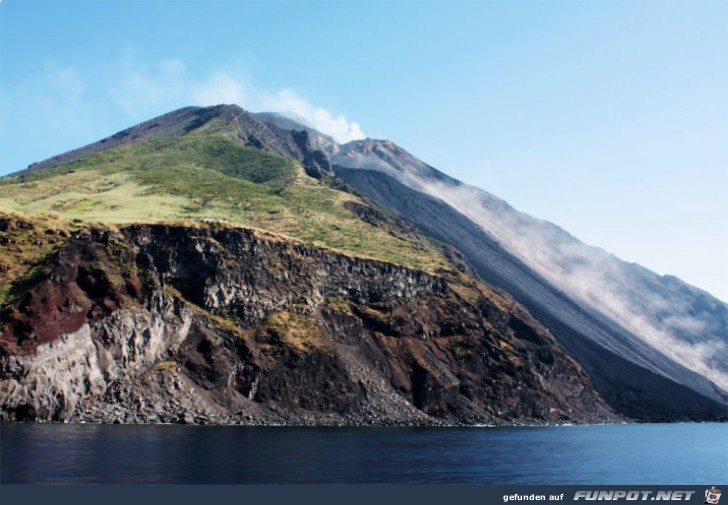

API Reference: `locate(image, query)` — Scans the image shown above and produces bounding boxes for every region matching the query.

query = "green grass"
[0,131,453,274]
[0,172,193,222]
[260,311,324,353]
[327,296,352,315]
[2,261,49,308]
[0,212,79,307]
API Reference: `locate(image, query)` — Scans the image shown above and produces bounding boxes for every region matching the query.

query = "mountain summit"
[1,104,725,423]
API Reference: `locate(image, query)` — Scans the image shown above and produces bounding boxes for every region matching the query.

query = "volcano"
[1,104,725,424]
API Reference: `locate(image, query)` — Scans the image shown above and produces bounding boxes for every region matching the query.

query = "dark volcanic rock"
[0,222,617,425]
[292,130,332,179]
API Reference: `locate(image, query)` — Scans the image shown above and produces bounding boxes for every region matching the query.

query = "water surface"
[1,423,725,484]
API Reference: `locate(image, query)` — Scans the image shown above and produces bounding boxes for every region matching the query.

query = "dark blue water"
[1,423,726,484]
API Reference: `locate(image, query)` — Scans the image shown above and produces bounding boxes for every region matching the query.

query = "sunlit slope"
[0,132,451,274]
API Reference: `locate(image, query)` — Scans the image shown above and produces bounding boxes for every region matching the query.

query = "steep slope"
[328,140,728,398]
[333,167,726,420]
[411,171,728,390]
[328,139,727,407]
[0,215,617,425]
[254,112,340,158]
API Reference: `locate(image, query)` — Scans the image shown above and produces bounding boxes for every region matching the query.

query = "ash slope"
[334,167,726,421]
[0,217,616,425]
[327,137,728,399]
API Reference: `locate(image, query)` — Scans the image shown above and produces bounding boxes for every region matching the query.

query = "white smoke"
[419,179,728,392]
[257,89,365,144]
[108,56,365,144]
[339,147,728,393]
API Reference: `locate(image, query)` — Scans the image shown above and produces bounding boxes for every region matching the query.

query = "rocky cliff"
[0,217,616,425]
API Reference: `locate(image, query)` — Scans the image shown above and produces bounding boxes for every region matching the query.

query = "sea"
[1,422,726,484]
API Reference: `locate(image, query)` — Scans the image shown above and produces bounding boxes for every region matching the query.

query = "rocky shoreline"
[3,416,626,428]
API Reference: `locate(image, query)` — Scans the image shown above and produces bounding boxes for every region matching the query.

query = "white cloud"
[40,61,94,135]
[1,60,107,172]
[330,144,728,393]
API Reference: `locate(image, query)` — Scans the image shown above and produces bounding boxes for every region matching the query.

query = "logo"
[706,487,722,505]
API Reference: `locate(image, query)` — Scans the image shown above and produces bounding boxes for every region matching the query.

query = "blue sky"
[1,0,726,300]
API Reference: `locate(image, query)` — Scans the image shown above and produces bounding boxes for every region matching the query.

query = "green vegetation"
[2,260,49,309]
[327,296,352,315]
[260,311,323,354]
[156,361,177,372]
[0,130,453,274]
[0,212,78,308]
[498,339,523,367]
[452,335,477,359]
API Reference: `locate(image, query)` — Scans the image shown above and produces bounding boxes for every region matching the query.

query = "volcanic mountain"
[0,104,725,423]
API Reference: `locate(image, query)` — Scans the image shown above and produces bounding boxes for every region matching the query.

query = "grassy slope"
[0,129,452,279]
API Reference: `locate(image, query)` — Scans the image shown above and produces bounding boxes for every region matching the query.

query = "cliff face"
[0,219,616,425]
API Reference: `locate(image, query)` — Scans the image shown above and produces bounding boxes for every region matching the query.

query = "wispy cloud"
[0,59,102,172]
[191,70,249,106]
[108,55,365,143]
[106,55,182,116]
[257,89,365,143]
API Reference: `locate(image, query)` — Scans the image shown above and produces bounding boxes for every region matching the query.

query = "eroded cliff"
[0,217,617,425]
